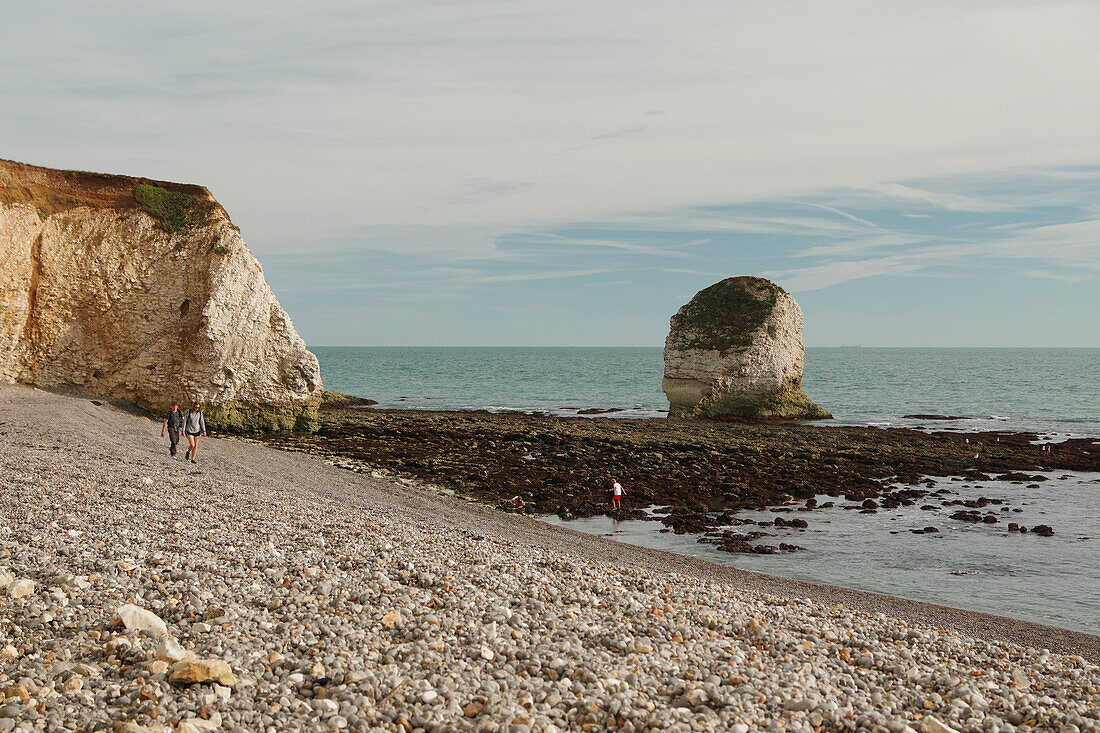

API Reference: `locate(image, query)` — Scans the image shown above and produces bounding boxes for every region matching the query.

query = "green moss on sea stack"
[670,276,783,352]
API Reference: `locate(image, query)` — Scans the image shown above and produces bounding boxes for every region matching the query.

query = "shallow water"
[541,472,1100,634]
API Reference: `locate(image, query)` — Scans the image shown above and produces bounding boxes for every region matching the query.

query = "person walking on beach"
[160,401,182,457]
[183,401,206,464]
[611,479,625,510]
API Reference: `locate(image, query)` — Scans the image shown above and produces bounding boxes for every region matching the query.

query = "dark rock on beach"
[996,472,1047,482]
[773,517,808,529]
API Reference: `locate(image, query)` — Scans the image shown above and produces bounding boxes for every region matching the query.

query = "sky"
[3,1,1099,346]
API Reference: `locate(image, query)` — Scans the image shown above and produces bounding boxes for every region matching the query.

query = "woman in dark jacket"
[183,401,207,463]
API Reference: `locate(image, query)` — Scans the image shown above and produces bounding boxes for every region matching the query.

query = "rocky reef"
[260,404,1099,549]
[662,276,829,419]
[0,158,321,431]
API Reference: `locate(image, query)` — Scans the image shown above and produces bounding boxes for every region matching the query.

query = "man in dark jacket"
[161,401,182,457]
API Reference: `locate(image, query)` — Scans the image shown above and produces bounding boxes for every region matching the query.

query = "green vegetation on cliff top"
[133,184,195,233]
[670,276,784,352]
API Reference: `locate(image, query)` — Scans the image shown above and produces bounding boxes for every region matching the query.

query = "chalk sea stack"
[662,276,829,420]
[0,159,322,431]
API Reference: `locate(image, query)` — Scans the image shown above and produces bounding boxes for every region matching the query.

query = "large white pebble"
[923,718,960,733]
[116,603,168,637]
[156,636,187,662]
[177,712,222,732]
[7,579,35,598]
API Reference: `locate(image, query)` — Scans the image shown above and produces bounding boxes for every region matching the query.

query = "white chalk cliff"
[0,159,321,430]
[662,276,828,419]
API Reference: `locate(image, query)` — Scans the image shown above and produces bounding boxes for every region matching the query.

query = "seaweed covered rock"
[662,276,829,419]
[0,158,321,431]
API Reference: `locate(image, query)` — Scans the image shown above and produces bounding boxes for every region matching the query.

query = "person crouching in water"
[161,401,182,457]
[611,479,625,510]
[183,401,207,463]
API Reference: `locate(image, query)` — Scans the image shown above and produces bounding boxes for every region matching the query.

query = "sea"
[315,347,1100,632]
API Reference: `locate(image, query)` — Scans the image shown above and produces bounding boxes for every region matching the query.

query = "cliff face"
[662,276,829,419]
[0,159,322,431]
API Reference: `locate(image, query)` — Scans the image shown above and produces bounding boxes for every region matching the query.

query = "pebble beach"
[1,385,1098,733]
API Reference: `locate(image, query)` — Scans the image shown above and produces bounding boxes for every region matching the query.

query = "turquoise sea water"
[313,346,1100,630]
[314,347,1100,437]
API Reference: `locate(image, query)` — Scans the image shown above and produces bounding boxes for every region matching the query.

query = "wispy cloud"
[729,169,1100,291]
[471,267,614,283]
[590,125,646,141]
[792,232,935,258]
[988,218,1100,270]
[1024,270,1089,283]
[610,212,875,237]
[656,267,713,275]
[792,200,880,230]
[512,232,697,258]
[449,178,536,205]
[564,120,651,151]
[866,183,1011,213]
[765,249,949,291]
